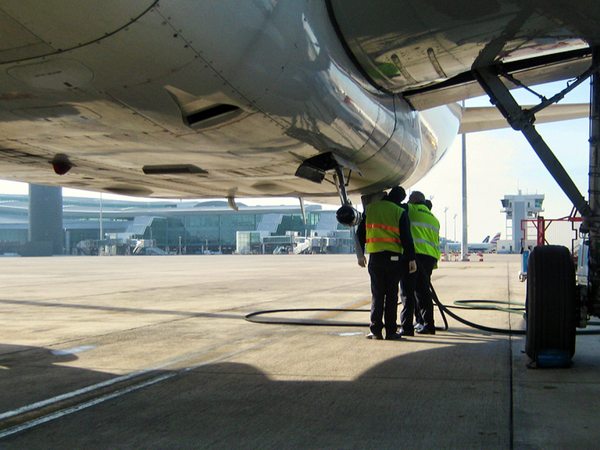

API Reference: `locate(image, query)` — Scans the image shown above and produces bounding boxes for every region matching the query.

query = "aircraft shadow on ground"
[2,336,600,449]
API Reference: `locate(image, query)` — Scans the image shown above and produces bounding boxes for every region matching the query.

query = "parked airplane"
[444,233,501,253]
[468,232,502,253]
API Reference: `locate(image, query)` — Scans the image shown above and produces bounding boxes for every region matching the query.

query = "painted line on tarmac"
[0,348,214,423]
[315,299,371,320]
[0,341,272,439]
[314,275,446,321]
[50,345,97,356]
[0,370,155,422]
[0,372,178,439]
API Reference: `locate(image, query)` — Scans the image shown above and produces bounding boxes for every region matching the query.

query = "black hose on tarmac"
[429,283,525,335]
[244,308,370,327]
[245,279,600,335]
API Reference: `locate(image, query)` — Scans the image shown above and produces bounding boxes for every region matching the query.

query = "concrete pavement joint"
[0,339,276,439]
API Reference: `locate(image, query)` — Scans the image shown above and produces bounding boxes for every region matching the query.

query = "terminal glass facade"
[0,194,340,255]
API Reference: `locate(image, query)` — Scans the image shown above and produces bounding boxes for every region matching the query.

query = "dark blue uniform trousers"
[400,253,437,333]
[368,251,404,337]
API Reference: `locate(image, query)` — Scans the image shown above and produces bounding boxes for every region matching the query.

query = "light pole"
[99,193,103,241]
[453,214,458,242]
[444,207,449,239]
[461,100,469,260]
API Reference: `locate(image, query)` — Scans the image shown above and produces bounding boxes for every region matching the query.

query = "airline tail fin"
[482,236,490,243]
[491,233,501,244]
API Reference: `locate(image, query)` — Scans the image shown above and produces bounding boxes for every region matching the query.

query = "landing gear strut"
[295,150,364,255]
[472,47,600,366]
[295,150,363,226]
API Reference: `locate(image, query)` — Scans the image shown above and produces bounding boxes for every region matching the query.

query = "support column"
[588,48,600,232]
[586,47,600,317]
[461,126,469,260]
[25,184,63,256]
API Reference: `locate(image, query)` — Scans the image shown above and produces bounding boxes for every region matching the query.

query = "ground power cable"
[245,266,508,332]
[245,281,600,335]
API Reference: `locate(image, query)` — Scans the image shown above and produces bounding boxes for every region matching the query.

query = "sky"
[410,80,590,243]
[0,81,591,244]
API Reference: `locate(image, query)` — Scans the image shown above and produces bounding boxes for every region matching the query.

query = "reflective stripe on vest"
[365,201,404,254]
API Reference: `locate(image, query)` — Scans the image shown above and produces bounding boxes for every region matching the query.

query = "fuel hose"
[245,281,600,335]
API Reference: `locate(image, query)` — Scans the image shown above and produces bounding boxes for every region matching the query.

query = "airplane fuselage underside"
[0,0,596,201]
[0,1,449,200]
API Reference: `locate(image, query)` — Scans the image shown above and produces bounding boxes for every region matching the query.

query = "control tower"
[500,191,544,253]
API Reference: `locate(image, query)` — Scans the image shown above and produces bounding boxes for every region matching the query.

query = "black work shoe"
[385,332,403,340]
[366,332,383,340]
[416,327,436,335]
[399,329,414,337]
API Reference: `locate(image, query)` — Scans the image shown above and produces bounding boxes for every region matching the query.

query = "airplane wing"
[328,1,597,107]
[403,50,592,111]
[0,1,598,205]
[459,103,589,134]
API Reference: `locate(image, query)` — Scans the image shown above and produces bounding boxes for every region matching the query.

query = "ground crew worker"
[399,191,441,335]
[357,187,416,340]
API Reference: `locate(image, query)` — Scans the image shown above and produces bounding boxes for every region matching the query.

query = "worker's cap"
[387,186,406,205]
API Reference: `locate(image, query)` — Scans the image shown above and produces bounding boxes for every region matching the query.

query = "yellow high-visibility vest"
[365,201,404,254]
[408,203,440,260]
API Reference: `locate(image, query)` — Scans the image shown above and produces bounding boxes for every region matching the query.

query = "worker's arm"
[356,215,367,267]
[399,209,416,271]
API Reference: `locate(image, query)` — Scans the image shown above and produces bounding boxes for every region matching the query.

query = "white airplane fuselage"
[0,1,459,201]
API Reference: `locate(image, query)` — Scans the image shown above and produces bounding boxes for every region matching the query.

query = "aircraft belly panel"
[157,0,395,162]
[0,1,157,63]
[52,8,200,92]
[156,0,305,106]
[0,0,464,201]
[0,138,331,199]
[0,108,344,199]
[0,9,54,62]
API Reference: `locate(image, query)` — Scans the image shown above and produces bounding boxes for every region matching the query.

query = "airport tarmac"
[0,253,599,449]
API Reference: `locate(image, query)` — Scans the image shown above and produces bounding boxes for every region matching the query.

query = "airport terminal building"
[0,192,354,256]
